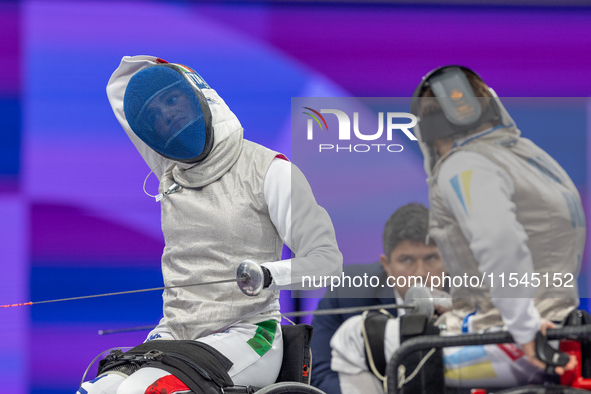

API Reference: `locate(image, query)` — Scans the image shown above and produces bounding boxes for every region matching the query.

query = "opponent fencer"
[77,56,342,394]
[330,66,583,392]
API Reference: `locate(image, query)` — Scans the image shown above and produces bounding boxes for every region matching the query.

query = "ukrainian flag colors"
[450,170,473,215]
[444,361,497,380]
[444,345,497,380]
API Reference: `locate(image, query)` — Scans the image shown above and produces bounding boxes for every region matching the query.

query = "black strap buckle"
[143,349,164,361]
[105,349,125,362]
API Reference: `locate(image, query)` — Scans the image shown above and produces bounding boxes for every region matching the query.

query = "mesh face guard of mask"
[124,64,214,163]
[410,66,502,144]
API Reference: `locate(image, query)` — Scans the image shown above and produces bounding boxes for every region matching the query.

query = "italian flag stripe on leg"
[247,320,278,357]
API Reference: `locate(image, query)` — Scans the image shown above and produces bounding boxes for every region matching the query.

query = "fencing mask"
[124,64,214,163]
[410,66,502,144]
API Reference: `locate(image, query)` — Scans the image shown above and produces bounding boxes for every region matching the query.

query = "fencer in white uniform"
[330,66,583,393]
[78,55,342,394]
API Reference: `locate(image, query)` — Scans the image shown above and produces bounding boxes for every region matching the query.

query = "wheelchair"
[81,324,327,394]
[386,322,591,394]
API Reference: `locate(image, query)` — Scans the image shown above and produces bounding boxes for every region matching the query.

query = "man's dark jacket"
[310,262,398,394]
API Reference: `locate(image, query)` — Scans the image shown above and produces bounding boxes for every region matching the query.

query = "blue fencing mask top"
[124,64,214,163]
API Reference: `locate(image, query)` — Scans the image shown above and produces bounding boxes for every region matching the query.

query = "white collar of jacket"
[428,123,520,183]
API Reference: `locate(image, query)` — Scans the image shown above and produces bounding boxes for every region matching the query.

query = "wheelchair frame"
[386,324,591,394]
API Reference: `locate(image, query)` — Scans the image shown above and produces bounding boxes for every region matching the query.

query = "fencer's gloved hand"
[522,319,578,375]
[237,260,272,297]
[534,330,570,374]
[262,266,273,289]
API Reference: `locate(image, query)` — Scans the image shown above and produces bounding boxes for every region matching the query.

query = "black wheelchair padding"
[361,311,444,394]
[397,314,445,394]
[228,325,316,393]
[363,311,391,377]
[276,324,314,384]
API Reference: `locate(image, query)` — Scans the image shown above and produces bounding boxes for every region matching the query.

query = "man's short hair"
[382,203,433,258]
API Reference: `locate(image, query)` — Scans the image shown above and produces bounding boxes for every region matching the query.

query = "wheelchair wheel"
[254,382,327,394]
[494,385,591,394]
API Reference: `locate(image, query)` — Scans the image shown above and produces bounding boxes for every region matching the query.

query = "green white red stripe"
[172,63,196,73]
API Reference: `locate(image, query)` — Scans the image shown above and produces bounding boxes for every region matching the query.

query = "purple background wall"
[0,1,589,393]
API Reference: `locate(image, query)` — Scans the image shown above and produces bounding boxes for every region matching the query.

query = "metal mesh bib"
[124,66,207,161]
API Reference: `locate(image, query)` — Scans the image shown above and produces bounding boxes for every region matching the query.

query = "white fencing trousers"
[77,318,283,394]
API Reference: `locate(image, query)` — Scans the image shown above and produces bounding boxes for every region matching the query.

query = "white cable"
[281,314,296,326]
[397,347,436,389]
[142,158,166,198]
[360,309,394,392]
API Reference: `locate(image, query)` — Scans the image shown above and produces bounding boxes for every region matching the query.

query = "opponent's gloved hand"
[521,319,578,375]
[534,330,570,374]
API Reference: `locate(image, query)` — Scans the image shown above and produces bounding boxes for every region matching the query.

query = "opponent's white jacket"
[426,124,585,344]
[107,55,342,340]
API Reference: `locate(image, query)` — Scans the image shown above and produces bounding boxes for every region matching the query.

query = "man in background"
[310,203,445,394]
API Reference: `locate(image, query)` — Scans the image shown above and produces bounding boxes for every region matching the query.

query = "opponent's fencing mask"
[410,66,502,144]
[124,64,214,163]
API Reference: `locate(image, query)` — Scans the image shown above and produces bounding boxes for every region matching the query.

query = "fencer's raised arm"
[262,158,343,290]
[106,56,172,180]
